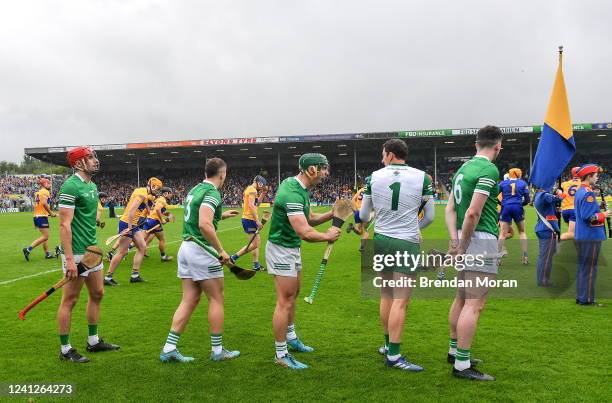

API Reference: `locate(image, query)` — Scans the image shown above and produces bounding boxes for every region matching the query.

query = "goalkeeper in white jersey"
[359,139,435,372]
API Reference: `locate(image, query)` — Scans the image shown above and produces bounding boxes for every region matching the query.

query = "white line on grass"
[1,224,242,286]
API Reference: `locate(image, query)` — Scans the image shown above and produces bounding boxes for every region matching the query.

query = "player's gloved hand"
[65,258,78,279]
[219,250,231,266]
[325,227,341,243]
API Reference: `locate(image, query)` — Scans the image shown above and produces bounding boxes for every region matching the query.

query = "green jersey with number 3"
[182,181,222,247]
[268,176,310,248]
[451,155,500,236]
[363,164,433,242]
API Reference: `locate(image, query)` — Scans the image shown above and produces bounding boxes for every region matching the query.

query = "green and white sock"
[211,333,222,355]
[163,331,180,353]
[384,334,390,350]
[60,334,71,354]
[286,324,297,341]
[87,324,99,346]
[454,347,471,371]
[449,338,457,355]
[387,342,401,361]
[275,341,288,359]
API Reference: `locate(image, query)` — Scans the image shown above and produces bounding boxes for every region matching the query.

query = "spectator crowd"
[2,161,610,212]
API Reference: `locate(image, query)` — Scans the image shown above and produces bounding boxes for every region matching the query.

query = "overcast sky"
[0,0,610,162]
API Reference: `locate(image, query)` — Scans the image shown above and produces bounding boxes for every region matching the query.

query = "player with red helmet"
[57,146,119,362]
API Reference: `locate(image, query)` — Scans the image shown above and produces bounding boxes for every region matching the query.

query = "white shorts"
[458,230,500,274]
[177,240,223,281]
[61,253,104,278]
[266,242,302,278]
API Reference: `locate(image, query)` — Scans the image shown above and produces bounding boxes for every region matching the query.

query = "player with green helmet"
[267,153,341,370]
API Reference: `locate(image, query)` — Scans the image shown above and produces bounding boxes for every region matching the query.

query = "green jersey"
[451,155,500,236]
[182,181,222,247]
[268,177,310,248]
[58,173,99,254]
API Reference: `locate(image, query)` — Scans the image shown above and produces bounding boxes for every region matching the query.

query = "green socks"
[387,342,401,360]
[60,334,71,354]
[455,347,471,371]
[449,338,457,355]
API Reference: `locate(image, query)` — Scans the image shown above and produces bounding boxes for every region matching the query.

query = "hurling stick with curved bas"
[18,246,103,320]
[236,210,272,258]
[183,236,256,280]
[104,221,156,246]
[304,199,353,304]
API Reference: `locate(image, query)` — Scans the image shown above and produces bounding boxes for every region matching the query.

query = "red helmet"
[570,166,580,178]
[39,178,51,188]
[66,146,95,167]
[576,164,600,178]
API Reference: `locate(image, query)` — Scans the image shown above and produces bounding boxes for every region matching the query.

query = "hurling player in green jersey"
[445,125,502,381]
[57,147,119,363]
[266,153,341,370]
[160,158,241,363]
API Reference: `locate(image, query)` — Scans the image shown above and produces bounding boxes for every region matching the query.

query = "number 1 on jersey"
[389,182,401,210]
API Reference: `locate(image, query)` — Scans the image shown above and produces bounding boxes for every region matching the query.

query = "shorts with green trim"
[457,230,500,275]
[61,253,103,278]
[373,233,420,274]
[265,242,302,278]
[177,240,223,281]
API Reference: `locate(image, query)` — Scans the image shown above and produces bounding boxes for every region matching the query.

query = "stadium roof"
[25,122,611,171]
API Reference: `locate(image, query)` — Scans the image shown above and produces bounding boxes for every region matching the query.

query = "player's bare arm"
[419,197,435,229]
[44,197,56,217]
[199,204,230,263]
[445,193,459,251]
[458,191,488,253]
[222,209,239,219]
[126,195,145,230]
[308,208,333,226]
[289,213,340,243]
[59,207,77,279]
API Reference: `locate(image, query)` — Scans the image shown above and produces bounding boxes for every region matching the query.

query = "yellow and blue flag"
[529,50,575,190]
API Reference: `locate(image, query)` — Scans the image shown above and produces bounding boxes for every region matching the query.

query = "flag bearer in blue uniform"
[533,188,564,286]
[574,164,610,307]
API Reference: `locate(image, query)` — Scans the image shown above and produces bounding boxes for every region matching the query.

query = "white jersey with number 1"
[362,164,433,243]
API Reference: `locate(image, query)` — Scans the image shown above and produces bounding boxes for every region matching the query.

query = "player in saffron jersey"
[144,187,175,261]
[104,177,162,285]
[498,168,530,264]
[560,166,581,240]
[346,185,369,252]
[23,177,57,260]
[230,175,268,271]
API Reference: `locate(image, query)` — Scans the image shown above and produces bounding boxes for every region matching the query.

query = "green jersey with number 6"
[182,181,222,247]
[268,176,311,248]
[451,155,500,236]
[363,164,433,242]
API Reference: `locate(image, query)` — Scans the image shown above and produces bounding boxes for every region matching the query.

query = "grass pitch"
[0,206,610,402]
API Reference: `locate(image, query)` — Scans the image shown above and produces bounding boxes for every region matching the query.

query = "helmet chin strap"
[302,166,322,181]
[75,159,99,176]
